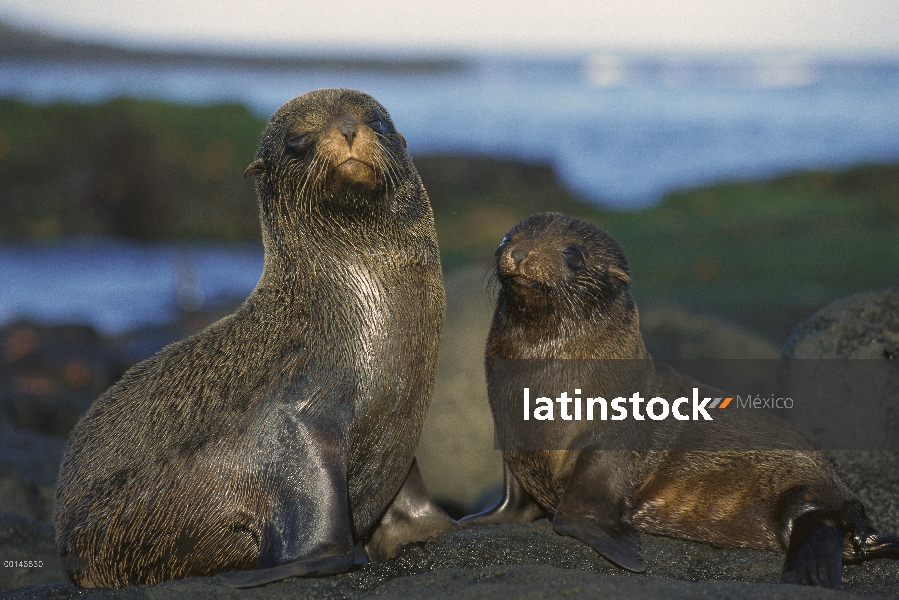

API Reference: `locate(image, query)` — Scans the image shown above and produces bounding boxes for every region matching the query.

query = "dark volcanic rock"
[782,286,899,360]
[641,306,779,361]
[0,426,67,486]
[0,471,54,523]
[0,426,66,521]
[779,287,899,452]
[777,286,899,594]
[418,265,501,516]
[0,513,65,591]
[3,522,897,598]
[0,322,117,437]
[827,451,899,534]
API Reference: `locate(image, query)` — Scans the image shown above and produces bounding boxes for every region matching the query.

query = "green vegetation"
[0,98,263,240]
[1,97,897,341]
[599,168,899,340]
[416,155,899,341]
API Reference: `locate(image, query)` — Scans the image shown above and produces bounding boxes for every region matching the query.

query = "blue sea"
[3,52,899,203]
[1,52,898,331]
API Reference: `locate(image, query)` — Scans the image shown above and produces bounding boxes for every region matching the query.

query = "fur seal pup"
[55,88,456,589]
[460,213,899,588]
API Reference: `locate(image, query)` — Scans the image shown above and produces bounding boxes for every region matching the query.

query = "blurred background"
[0,1,898,519]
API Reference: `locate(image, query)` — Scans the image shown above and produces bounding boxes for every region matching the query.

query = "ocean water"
[0,52,897,331]
[1,53,897,204]
[0,241,264,333]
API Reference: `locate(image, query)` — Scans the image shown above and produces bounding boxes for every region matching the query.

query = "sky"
[1,0,898,54]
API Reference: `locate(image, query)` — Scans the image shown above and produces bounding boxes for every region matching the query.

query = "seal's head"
[494,213,631,318]
[245,89,421,240]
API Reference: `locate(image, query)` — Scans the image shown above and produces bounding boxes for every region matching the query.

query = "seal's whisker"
[480,263,501,305]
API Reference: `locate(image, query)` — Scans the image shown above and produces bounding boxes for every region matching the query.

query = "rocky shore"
[2,285,898,598]
[3,518,899,599]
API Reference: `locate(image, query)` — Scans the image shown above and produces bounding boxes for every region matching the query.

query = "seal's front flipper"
[364,458,459,562]
[780,510,843,588]
[554,515,643,572]
[220,422,355,588]
[553,449,644,573]
[219,552,354,588]
[459,460,545,528]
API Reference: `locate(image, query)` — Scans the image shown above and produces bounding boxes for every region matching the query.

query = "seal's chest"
[326,259,439,443]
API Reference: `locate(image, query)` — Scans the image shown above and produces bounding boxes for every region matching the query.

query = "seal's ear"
[396,132,407,148]
[245,159,265,178]
[608,264,631,285]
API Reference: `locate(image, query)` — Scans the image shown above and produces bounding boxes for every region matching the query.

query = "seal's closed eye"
[287,132,313,150]
[562,246,584,271]
[367,110,385,135]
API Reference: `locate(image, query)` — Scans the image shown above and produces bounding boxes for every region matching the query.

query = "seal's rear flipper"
[459,460,546,528]
[553,448,644,573]
[842,511,899,562]
[780,510,843,588]
[364,458,460,562]
[218,552,354,588]
[861,532,899,560]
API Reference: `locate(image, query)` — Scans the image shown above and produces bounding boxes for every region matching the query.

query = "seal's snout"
[339,119,357,148]
[312,112,387,192]
[511,249,528,268]
[500,237,536,270]
[497,243,522,277]
[498,242,548,291]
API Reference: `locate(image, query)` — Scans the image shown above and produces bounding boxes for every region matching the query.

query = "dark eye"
[367,110,385,135]
[562,246,584,270]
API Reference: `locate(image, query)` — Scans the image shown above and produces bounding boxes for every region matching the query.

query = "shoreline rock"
[3,521,897,598]
[3,288,899,597]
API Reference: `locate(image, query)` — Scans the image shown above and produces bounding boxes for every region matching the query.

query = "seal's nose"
[339,120,357,148]
[511,249,528,269]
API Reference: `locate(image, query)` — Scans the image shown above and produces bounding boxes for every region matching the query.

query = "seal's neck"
[256,210,439,301]
[492,289,647,360]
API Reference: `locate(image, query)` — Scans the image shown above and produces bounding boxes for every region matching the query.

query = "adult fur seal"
[55,88,456,589]
[460,213,899,588]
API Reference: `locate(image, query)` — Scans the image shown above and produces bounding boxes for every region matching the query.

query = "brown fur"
[472,213,879,581]
[55,89,447,587]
